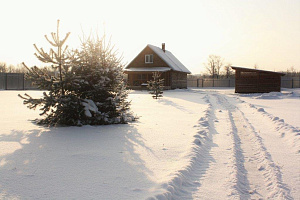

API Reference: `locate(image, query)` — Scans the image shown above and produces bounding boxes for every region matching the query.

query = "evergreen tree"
[67,35,133,125]
[147,72,164,99]
[19,20,134,126]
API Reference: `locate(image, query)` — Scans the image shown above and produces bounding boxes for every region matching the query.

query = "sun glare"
[1,0,299,73]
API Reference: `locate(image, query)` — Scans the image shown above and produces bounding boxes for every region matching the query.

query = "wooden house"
[124,43,191,89]
[231,66,285,93]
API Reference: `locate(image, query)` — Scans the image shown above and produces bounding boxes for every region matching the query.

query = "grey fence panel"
[0,73,38,90]
[187,79,198,87]
[281,78,300,88]
[229,79,235,87]
[281,79,293,88]
[6,73,24,90]
[203,79,214,87]
[292,78,300,88]
[188,77,300,89]
[188,78,235,88]
[0,73,6,89]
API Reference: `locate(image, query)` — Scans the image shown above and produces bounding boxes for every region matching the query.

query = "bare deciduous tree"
[224,63,233,78]
[0,62,27,73]
[204,55,224,78]
[0,62,7,73]
[286,66,297,77]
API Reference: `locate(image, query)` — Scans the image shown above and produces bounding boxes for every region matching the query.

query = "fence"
[188,77,300,88]
[1,73,299,90]
[188,78,235,88]
[281,78,300,88]
[0,73,36,90]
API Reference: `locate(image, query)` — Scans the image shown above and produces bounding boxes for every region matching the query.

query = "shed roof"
[231,66,285,76]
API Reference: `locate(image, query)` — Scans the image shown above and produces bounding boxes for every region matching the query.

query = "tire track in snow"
[213,94,252,199]
[219,94,292,199]
[192,94,248,200]
[235,97,299,198]
[147,95,224,200]
[241,99,300,154]
[148,94,246,200]
[147,91,292,200]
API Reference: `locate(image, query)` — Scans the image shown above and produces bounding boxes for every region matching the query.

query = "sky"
[1,0,300,74]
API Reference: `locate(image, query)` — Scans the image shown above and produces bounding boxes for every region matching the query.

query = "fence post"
[197,79,199,87]
[292,78,294,88]
[22,73,25,90]
[5,73,7,90]
[202,79,204,87]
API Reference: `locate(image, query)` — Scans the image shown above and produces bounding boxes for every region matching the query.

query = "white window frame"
[145,54,153,63]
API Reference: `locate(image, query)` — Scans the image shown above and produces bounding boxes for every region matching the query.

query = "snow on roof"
[124,67,171,72]
[231,66,285,76]
[148,44,191,74]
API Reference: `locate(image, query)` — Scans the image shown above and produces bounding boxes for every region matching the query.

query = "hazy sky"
[1,0,299,74]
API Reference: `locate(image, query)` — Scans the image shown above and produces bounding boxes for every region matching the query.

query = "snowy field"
[0,88,299,200]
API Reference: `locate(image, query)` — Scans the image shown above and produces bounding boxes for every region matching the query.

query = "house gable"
[147,45,191,73]
[126,45,170,69]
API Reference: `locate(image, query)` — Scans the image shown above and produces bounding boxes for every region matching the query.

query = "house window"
[137,74,147,80]
[145,54,153,63]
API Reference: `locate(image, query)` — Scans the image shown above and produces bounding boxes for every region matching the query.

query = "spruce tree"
[19,20,134,126]
[147,72,164,99]
[68,35,133,125]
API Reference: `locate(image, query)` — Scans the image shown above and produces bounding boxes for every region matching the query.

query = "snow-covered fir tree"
[68,35,134,125]
[19,20,134,126]
[147,72,164,99]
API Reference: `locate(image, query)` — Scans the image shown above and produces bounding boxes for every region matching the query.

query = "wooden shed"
[124,43,191,89]
[231,66,285,93]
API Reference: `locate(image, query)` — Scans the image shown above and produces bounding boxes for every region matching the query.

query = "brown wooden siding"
[235,70,282,93]
[126,71,171,87]
[170,71,187,89]
[127,46,169,69]
[126,71,188,89]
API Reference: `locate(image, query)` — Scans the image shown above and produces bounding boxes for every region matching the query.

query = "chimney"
[162,43,165,52]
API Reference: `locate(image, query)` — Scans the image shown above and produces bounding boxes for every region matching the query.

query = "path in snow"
[152,91,294,200]
[192,94,241,199]
[234,96,300,199]
[215,94,291,199]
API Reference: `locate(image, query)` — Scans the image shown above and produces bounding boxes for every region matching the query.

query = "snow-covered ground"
[0,88,299,199]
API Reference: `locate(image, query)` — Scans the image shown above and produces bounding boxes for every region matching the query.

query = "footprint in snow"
[194,138,202,145]
[257,165,265,171]
[257,108,265,112]
[132,188,142,192]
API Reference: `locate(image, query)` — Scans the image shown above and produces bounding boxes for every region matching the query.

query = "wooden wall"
[126,71,188,89]
[127,71,171,87]
[235,70,282,93]
[127,46,169,69]
[170,71,187,89]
